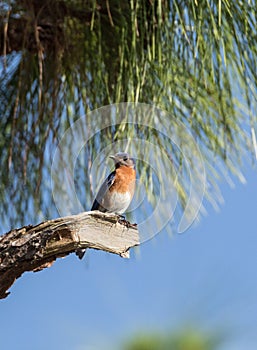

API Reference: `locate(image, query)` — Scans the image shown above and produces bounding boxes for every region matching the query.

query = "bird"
[76,152,136,259]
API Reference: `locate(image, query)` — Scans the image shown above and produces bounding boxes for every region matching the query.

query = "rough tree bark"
[0,211,139,299]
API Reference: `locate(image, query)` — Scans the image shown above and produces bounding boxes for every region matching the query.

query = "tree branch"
[0,211,139,299]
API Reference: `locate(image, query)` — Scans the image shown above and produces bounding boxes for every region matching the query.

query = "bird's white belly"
[106,191,131,214]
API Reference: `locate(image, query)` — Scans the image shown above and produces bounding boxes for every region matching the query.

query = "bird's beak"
[109,155,116,160]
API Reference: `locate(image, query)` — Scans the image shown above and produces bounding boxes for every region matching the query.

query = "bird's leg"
[116,213,128,226]
[117,213,125,220]
[116,214,136,228]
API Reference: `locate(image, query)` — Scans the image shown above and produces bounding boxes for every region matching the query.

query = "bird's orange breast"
[109,166,136,194]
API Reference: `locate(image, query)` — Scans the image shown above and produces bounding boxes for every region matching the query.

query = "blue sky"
[1,162,256,350]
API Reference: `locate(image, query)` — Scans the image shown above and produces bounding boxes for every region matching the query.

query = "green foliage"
[124,329,220,350]
[0,0,256,228]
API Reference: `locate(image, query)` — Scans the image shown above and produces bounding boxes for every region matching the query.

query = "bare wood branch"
[0,211,139,299]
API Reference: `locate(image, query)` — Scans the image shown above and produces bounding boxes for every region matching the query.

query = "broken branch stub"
[0,211,139,299]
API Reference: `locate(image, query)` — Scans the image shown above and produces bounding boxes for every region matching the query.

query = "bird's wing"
[91,171,115,210]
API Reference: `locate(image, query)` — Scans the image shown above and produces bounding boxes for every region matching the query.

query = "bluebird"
[91,152,136,214]
[76,152,136,259]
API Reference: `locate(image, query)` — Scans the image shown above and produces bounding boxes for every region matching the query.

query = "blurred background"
[0,1,257,349]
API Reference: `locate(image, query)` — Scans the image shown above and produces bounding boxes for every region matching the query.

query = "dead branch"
[0,211,139,299]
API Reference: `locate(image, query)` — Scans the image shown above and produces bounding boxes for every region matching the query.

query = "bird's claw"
[117,216,137,228]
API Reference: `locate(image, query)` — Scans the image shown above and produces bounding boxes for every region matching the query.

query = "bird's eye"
[123,157,128,161]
